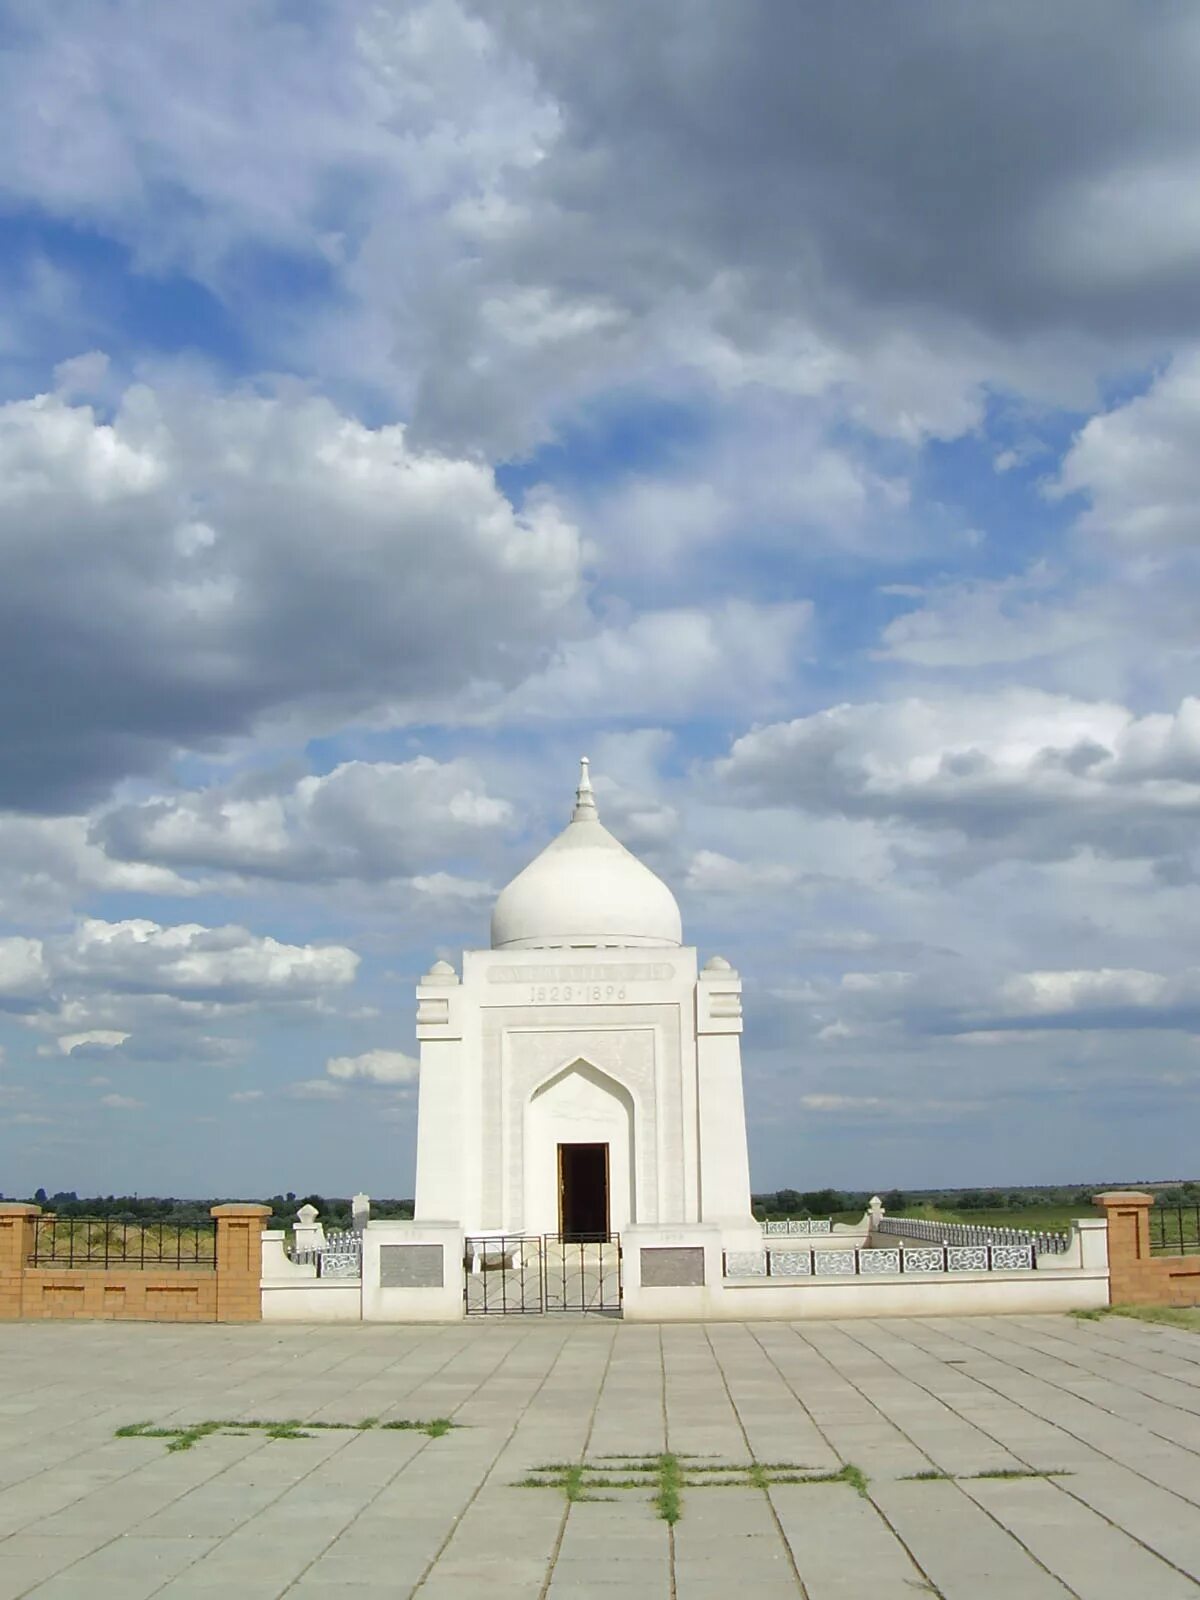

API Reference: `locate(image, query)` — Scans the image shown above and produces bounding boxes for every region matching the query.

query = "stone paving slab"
[2,1315,1200,1596]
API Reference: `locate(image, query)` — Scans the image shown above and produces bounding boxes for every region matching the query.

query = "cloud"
[55,1030,129,1056]
[490,600,812,723]
[0,937,50,1002]
[326,1049,420,1085]
[996,967,1200,1030]
[229,1088,264,1102]
[0,375,582,812]
[1,919,361,1071]
[50,919,358,1004]
[801,1094,885,1113]
[403,0,1200,451]
[0,814,199,921]
[715,690,1200,874]
[100,1092,143,1110]
[876,565,1115,671]
[6,2,1188,458]
[1056,349,1200,546]
[684,851,802,896]
[96,756,513,883]
[286,1078,345,1101]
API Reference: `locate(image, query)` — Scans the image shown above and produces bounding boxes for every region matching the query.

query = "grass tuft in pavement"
[516,1453,869,1519]
[116,1416,457,1451]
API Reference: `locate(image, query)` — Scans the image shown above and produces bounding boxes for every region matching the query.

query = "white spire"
[572,754,598,821]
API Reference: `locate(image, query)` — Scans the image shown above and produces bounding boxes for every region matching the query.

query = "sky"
[3,0,1200,1200]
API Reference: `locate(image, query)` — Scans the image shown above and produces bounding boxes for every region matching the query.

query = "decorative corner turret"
[697,954,742,1033]
[417,958,463,1039]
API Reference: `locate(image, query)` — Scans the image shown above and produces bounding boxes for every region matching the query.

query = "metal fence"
[1149,1204,1200,1256]
[874,1214,1071,1257]
[29,1217,216,1270]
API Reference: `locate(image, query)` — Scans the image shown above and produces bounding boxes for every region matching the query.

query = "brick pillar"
[211,1204,271,1323]
[0,1204,40,1320]
[1093,1191,1154,1305]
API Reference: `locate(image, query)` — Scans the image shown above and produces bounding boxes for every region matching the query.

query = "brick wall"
[0,1202,271,1323]
[20,1268,217,1320]
[1095,1191,1200,1307]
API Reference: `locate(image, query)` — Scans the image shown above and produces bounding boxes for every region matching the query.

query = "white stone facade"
[414,945,758,1243]
[412,761,759,1251]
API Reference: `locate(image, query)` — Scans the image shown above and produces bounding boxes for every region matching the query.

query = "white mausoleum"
[412,760,760,1253]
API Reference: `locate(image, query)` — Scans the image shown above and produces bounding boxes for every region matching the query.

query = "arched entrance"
[525,1058,635,1238]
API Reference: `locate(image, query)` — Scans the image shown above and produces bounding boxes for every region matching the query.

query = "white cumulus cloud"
[326,1049,420,1086]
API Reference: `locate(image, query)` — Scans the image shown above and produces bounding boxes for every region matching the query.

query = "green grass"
[967,1467,1069,1480]
[515,1454,869,1521]
[116,1416,457,1451]
[1113,1305,1200,1331]
[1070,1304,1200,1331]
[891,1204,1082,1233]
[902,1466,1069,1482]
[654,1453,683,1524]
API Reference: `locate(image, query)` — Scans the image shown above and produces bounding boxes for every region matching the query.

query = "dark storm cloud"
[471,0,1200,340]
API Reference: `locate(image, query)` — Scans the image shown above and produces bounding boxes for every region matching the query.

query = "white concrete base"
[621,1224,726,1321]
[362,1220,465,1323]
[262,1281,362,1322]
[710,1269,1110,1320]
[619,1220,1109,1320]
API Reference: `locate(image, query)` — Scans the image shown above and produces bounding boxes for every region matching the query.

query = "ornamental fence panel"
[873,1214,1070,1257]
[29,1216,216,1270]
[1148,1205,1200,1257]
[724,1241,1037,1279]
[761,1219,833,1235]
[291,1228,362,1279]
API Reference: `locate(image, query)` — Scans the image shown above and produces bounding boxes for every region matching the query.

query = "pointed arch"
[523,1055,636,1235]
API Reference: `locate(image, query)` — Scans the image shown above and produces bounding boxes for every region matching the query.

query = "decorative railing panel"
[762,1219,832,1235]
[724,1241,1037,1279]
[292,1228,362,1279]
[874,1214,1070,1256]
[29,1217,216,1270]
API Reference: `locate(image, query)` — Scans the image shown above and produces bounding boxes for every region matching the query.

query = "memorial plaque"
[640,1246,705,1287]
[379,1243,444,1288]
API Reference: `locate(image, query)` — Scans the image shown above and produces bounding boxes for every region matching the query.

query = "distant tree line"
[752,1180,1200,1218]
[1,1190,415,1228]
[8,1180,1197,1228]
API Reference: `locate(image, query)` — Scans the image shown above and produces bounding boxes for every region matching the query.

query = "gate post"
[0,1204,39,1320]
[211,1203,272,1322]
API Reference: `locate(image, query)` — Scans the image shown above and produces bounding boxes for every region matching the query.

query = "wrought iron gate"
[464,1235,544,1314]
[543,1234,622,1313]
[463,1234,622,1315]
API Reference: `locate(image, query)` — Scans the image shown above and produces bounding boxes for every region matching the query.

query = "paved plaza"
[2,1315,1200,1597]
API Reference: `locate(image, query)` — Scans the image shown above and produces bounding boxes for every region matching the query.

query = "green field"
[889,1204,1083,1234]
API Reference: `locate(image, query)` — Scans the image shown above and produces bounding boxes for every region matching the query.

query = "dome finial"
[572,755,597,821]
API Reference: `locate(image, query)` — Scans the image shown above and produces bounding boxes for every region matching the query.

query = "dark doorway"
[558,1143,609,1240]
